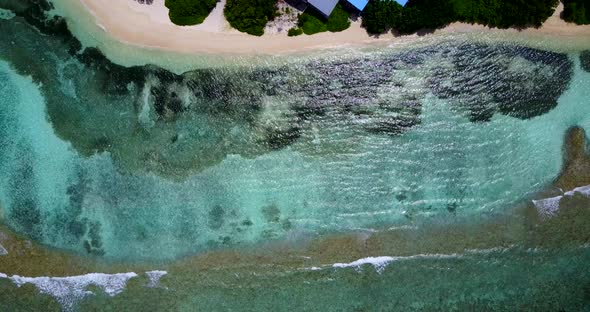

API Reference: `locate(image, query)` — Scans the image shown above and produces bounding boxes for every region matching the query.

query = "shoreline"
[58,0,590,57]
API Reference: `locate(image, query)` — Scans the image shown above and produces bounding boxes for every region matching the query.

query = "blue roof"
[308,0,339,17]
[347,0,369,11]
[307,0,406,16]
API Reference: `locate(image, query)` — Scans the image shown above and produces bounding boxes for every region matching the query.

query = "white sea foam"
[464,246,514,254]
[532,196,561,217]
[532,184,590,217]
[311,247,525,274]
[332,254,458,273]
[333,256,396,273]
[145,270,167,288]
[566,185,590,196]
[0,272,137,311]
[387,225,419,231]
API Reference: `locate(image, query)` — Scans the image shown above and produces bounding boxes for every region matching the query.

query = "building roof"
[308,0,339,17]
[347,0,369,11]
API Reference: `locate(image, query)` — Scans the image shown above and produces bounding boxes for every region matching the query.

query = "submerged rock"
[83,222,105,256]
[554,127,590,191]
[264,125,301,150]
[262,204,281,223]
[207,205,225,230]
[581,50,590,73]
[429,43,573,121]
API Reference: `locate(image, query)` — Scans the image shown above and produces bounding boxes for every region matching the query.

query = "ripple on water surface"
[0,0,590,260]
[0,52,589,260]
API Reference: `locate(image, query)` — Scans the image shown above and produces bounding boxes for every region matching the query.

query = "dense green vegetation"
[563,0,590,24]
[224,0,278,36]
[362,0,559,35]
[165,0,218,26]
[581,50,590,72]
[326,4,352,31]
[287,27,303,36]
[362,0,455,34]
[299,12,327,34]
[361,0,403,34]
[297,4,351,35]
[455,0,558,28]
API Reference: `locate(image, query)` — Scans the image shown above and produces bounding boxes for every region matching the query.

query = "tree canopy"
[165,0,218,26]
[327,4,352,32]
[581,50,590,72]
[224,0,278,36]
[297,4,351,35]
[361,0,403,34]
[454,0,558,29]
[361,0,559,35]
[563,0,590,24]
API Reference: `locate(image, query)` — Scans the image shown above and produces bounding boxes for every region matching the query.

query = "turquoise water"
[1,0,590,310]
[0,1,590,260]
[0,47,589,260]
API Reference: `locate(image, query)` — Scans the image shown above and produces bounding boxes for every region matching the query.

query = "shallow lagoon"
[1,0,590,310]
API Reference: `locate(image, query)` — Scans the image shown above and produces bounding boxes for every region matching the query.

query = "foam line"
[0,272,137,311]
[145,270,167,288]
[533,184,590,217]
[333,256,396,273]
[332,254,462,273]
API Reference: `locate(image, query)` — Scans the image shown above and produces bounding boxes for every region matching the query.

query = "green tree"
[224,0,278,36]
[288,27,304,36]
[361,0,559,35]
[563,0,590,24]
[298,4,351,35]
[362,0,403,34]
[165,0,218,26]
[299,11,327,34]
[327,4,352,32]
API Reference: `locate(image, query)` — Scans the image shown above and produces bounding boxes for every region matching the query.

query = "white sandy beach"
[61,0,590,55]
[70,0,390,54]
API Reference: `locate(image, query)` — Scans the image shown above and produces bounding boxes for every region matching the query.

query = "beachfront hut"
[305,0,407,18]
[348,0,408,10]
[307,0,339,17]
